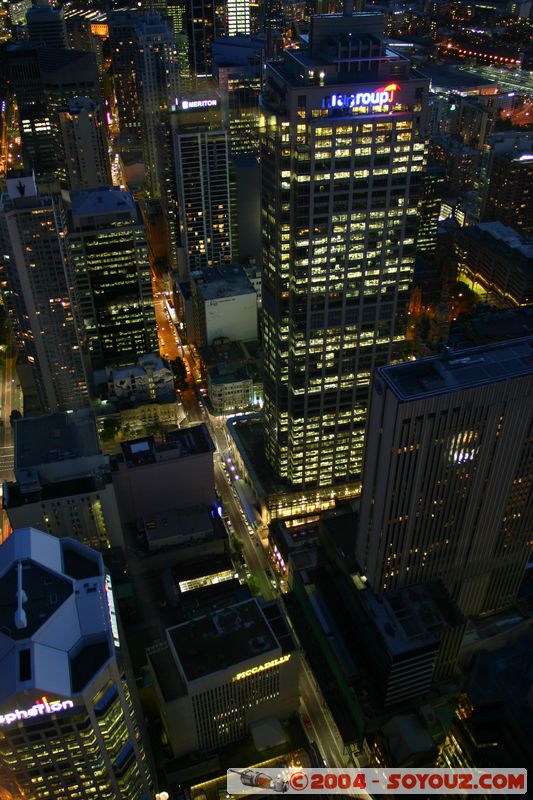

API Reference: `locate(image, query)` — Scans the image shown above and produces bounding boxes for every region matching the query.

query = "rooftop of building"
[69,185,137,220]
[361,582,463,656]
[419,63,496,91]
[0,528,112,707]
[191,263,256,301]
[467,631,533,747]
[459,221,533,260]
[3,471,113,508]
[379,336,533,401]
[115,424,214,468]
[168,598,294,681]
[142,506,214,550]
[450,306,533,349]
[14,409,100,471]
[212,33,266,67]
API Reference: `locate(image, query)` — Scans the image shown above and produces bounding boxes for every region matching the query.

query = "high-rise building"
[26,0,68,49]
[58,97,112,190]
[356,337,533,617]
[417,165,445,256]
[0,172,89,415]
[135,13,180,197]
[483,149,533,237]
[212,34,264,155]
[186,0,226,80]
[170,93,233,274]
[3,410,123,551]
[66,186,158,370]
[0,526,153,800]
[108,12,142,134]
[108,12,179,196]
[261,8,428,490]
[8,44,101,177]
[227,0,251,35]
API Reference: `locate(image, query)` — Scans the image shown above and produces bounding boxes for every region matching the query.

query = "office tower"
[0,526,153,800]
[455,221,533,308]
[108,12,142,134]
[108,12,179,196]
[186,0,226,80]
[135,13,180,197]
[3,410,123,551]
[166,0,192,91]
[417,165,445,256]
[212,34,264,155]
[227,0,251,35]
[9,44,101,177]
[261,8,428,490]
[356,338,533,617]
[148,597,299,756]
[483,149,533,237]
[26,0,68,49]
[0,172,89,415]
[66,187,158,370]
[170,93,233,274]
[59,97,111,190]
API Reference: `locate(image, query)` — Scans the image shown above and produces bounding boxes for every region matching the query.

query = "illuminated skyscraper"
[108,12,142,134]
[170,93,233,274]
[0,526,153,800]
[8,44,101,178]
[356,338,533,617]
[261,8,428,490]
[135,13,180,197]
[109,12,179,197]
[0,172,89,415]
[66,186,158,370]
[227,0,251,36]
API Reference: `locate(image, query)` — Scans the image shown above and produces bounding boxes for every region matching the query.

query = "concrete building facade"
[356,337,533,617]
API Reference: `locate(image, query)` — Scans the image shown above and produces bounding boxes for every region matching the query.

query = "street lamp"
[156,793,170,800]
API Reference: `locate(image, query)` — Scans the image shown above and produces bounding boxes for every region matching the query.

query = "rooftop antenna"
[15,560,28,630]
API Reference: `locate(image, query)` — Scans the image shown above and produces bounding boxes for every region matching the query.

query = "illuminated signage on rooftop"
[181,98,218,110]
[0,697,75,726]
[323,83,399,111]
[232,654,291,681]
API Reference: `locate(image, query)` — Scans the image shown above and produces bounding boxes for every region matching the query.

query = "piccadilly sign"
[0,697,75,726]
[232,654,291,682]
[323,83,399,110]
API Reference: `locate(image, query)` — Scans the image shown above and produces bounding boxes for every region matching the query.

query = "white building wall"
[204,292,257,344]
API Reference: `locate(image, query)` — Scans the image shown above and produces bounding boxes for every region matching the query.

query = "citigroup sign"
[323,83,399,111]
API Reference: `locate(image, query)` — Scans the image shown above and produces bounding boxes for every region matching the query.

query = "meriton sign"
[323,83,399,110]
[0,697,75,726]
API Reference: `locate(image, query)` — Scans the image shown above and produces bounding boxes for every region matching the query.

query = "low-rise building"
[148,597,299,756]
[199,338,262,414]
[190,263,257,347]
[111,425,216,524]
